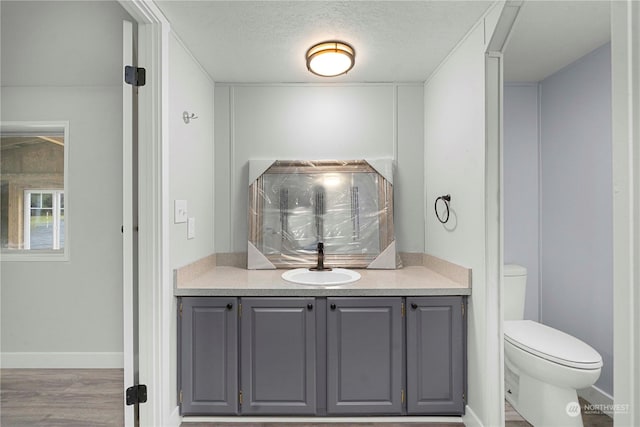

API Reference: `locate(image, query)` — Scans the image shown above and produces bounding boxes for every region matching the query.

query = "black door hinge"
[126,384,148,406]
[124,66,146,87]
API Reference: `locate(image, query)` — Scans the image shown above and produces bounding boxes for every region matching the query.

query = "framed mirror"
[248,160,396,269]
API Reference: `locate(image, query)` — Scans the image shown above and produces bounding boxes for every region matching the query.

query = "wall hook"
[435,194,451,224]
[183,111,198,124]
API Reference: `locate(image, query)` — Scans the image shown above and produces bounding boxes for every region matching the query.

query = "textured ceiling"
[156,1,494,83]
[504,1,611,82]
[156,1,612,84]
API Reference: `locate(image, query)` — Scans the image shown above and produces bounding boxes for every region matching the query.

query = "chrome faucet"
[310,242,332,271]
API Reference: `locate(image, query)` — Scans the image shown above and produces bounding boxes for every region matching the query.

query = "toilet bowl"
[504,265,603,427]
[504,320,602,426]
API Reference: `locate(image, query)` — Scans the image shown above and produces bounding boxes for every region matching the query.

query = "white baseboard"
[462,405,484,427]
[578,385,614,418]
[1,352,123,368]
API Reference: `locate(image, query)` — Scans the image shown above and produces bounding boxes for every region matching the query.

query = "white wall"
[214,83,424,255]
[168,34,215,270]
[424,6,502,425]
[396,85,427,253]
[0,0,132,367]
[167,32,216,412]
[539,43,613,396]
[0,1,129,88]
[503,84,540,321]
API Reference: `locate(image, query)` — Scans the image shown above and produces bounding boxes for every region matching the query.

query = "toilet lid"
[504,320,603,370]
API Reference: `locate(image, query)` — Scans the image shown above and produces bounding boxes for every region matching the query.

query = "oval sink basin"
[281,268,361,286]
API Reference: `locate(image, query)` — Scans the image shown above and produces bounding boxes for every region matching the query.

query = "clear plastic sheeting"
[248,160,397,269]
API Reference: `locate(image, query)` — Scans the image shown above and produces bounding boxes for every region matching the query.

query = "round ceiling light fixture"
[306,41,355,77]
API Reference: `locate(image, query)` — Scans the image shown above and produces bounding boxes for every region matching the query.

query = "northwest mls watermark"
[566,401,630,417]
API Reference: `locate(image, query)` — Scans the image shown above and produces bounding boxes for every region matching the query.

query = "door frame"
[611,1,640,425]
[480,2,521,426]
[117,1,173,425]
[122,19,135,426]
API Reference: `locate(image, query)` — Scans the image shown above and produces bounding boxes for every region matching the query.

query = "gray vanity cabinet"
[240,297,317,415]
[326,297,403,415]
[179,297,238,415]
[178,295,467,418]
[406,296,465,415]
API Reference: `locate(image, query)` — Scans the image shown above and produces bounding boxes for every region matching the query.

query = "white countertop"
[174,265,471,297]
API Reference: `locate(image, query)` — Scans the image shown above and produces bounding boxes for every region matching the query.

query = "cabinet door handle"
[226,303,233,310]
[330,304,336,310]
[411,303,418,310]
[307,303,313,311]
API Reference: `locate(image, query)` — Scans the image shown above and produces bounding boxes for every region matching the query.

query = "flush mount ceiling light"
[306,41,355,77]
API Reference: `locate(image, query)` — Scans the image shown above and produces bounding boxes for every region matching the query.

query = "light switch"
[174,200,187,223]
[187,217,196,239]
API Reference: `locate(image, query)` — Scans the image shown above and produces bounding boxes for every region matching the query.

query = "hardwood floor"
[1,369,123,427]
[504,398,613,427]
[1,369,613,427]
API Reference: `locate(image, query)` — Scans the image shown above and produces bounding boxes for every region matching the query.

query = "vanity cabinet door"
[326,297,403,415]
[179,297,238,415]
[240,297,316,415]
[406,296,465,415]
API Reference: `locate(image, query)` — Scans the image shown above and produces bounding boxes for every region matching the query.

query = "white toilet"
[503,264,603,427]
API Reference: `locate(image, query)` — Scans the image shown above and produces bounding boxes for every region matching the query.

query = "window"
[24,190,65,250]
[1,122,69,260]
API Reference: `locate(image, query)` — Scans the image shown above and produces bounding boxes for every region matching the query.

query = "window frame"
[1,121,70,261]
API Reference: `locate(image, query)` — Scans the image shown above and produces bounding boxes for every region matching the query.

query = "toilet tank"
[504,264,527,321]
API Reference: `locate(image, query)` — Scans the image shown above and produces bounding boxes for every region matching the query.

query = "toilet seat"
[504,320,603,370]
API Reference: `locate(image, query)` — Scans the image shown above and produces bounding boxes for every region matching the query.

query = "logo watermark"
[566,401,630,416]
[565,401,581,417]
[583,403,630,415]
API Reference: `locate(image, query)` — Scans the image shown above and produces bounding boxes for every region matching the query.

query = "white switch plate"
[187,217,196,239]
[174,200,187,223]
